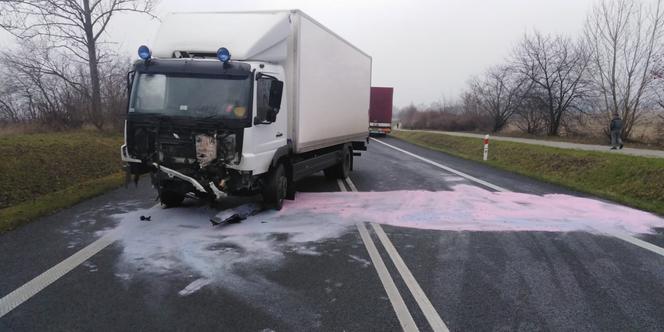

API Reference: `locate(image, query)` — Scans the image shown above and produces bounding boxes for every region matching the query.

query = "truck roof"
[151,10,370,62]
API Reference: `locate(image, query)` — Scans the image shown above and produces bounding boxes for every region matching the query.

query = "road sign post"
[483,135,489,161]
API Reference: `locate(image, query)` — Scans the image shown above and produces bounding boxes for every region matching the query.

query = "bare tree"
[0,40,90,128]
[514,91,548,135]
[0,0,156,129]
[513,31,590,136]
[469,65,529,132]
[0,87,22,123]
[99,56,132,129]
[585,0,664,139]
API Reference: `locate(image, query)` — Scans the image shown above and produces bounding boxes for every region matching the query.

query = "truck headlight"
[221,134,236,162]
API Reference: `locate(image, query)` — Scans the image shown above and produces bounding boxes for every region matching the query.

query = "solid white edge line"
[371,138,509,192]
[371,223,450,332]
[0,232,118,318]
[344,177,449,331]
[356,222,419,332]
[338,179,418,331]
[373,137,664,259]
[611,232,664,257]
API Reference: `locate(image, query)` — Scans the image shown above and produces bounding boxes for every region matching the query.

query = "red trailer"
[369,87,394,136]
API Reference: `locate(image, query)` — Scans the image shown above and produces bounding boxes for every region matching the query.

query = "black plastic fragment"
[210,203,263,226]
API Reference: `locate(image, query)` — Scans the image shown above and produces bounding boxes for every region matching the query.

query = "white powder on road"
[107,184,664,297]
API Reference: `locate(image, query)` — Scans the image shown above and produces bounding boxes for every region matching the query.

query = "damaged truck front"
[122,59,264,206]
[122,10,371,209]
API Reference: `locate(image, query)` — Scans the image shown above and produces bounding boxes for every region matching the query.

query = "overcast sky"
[1,0,598,107]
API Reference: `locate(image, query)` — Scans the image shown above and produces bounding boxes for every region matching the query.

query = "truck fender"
[270,143,295,200]
[270,143,292,169]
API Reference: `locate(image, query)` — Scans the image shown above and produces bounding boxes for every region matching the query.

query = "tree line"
[1,0,664,139]
[400,0,664,141]
[0,0,155,131]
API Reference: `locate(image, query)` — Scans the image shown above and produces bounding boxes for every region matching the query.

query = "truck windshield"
[129,73,252,120]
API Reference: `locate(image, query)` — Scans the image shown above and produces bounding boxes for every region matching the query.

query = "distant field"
[393,131,664,216]
[0,131,124,232]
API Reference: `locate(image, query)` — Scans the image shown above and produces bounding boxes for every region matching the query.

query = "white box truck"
[121,10,371,209]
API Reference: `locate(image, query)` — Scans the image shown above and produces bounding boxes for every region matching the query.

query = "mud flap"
[124,165,132,188]
[286,176,295,200]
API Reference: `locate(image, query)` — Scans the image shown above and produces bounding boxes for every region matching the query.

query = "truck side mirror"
[126,71,135,110]
[256,74,284,124]
[126,71,135,95]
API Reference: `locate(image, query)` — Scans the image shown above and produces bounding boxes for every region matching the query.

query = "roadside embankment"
[0,131,124,233]
[393,130,664,216]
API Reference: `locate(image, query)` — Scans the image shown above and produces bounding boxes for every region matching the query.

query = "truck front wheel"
[263,164,287,210]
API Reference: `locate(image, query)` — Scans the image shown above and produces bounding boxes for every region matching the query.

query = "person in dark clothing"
[610,113,624,150]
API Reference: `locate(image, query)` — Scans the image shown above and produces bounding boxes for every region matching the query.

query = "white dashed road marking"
[0,232,118,318]
[0,204,159,318]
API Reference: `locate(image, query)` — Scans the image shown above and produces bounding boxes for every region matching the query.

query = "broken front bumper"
[152,163,208,193]
[121,144,208,194]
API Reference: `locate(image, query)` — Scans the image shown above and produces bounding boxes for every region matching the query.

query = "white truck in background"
[121,10,371,209]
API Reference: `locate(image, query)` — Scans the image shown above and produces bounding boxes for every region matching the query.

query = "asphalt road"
[1,136,664,331]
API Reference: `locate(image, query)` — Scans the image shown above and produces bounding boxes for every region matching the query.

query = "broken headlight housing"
[220,134,237,163]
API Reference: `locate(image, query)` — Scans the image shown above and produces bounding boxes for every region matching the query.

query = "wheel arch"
[269,141,295,199]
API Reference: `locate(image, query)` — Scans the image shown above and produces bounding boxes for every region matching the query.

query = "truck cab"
[123,54,288,207]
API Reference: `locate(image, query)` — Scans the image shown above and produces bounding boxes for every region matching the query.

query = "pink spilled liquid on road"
[106,185,663,297]
[280,185,663,235]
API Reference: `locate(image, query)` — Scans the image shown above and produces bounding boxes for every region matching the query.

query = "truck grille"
[159,135,196,161]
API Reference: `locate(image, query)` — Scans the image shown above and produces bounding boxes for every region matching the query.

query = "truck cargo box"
[153,10,371,153]
[369,87,394,135]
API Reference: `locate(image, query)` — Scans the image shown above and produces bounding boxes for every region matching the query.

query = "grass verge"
[0,173,124,233]
[0,130,124,233]
[392,130,664,216]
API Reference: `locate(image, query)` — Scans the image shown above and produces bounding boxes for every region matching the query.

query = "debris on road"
[210,203,263,226]
[139,215,151,221]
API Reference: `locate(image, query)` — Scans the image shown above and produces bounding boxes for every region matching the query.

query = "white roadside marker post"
[483,135,489,161]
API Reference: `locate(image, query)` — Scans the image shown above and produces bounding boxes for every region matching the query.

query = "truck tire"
[324,147,351,180]
[160,190,185,208]
[263,164,287,210]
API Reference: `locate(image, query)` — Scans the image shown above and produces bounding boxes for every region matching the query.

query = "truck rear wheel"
[263,164,287,210]
[160,190,185,208]
[324,147,351,180]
